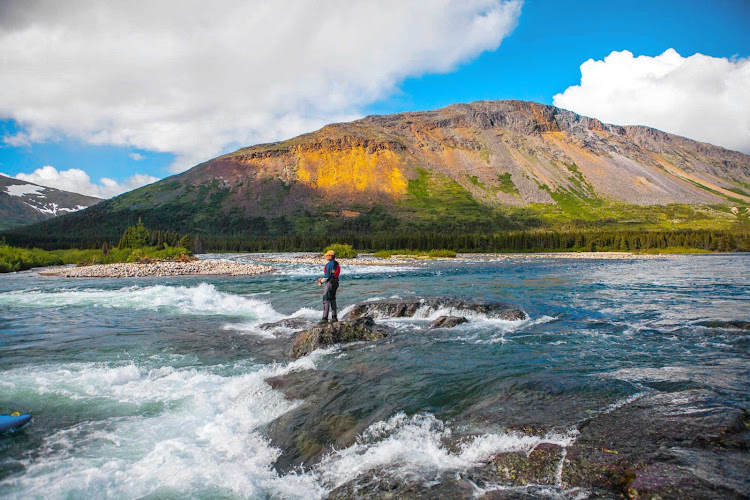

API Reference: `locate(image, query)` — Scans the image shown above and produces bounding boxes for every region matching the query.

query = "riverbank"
[39,260,273,277]
[0,243,191,273]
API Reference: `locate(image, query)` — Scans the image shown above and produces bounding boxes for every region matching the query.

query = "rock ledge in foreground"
[290,317,390,358]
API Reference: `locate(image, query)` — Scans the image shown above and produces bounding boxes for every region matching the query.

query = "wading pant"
[322,279,339,321]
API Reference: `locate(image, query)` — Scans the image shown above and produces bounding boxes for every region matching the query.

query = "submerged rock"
[699,320,750,331]
[428,315,468,329]
[290,317,390,358]
[343,297,525,321]
[264,369,398,471]
[487,443,564,487]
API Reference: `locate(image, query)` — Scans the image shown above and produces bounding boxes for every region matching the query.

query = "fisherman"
[317,249,340,323]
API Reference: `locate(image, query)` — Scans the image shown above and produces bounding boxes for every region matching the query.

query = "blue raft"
[0,414,32,433]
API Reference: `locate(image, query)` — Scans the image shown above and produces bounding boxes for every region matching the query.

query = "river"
[1,253,748,498]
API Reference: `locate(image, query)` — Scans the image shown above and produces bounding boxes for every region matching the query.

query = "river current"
[0,254,748,498]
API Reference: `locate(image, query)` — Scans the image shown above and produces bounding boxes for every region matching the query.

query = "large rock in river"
[343,297,525,321]
[290,317,390,358]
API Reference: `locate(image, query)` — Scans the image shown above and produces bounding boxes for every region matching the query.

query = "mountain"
[4,100,750,247]
[0,175,103,231]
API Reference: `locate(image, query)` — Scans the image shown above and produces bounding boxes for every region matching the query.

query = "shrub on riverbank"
[0,243,190,273]
[323,243,358,258]
[0,244,64,272]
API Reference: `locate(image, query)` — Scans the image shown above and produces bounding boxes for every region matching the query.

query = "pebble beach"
[39,260,274,278]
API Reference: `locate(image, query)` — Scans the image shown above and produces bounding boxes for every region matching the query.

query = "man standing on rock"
[317,250,340,323]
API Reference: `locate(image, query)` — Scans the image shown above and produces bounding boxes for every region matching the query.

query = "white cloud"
[13,166,159,199]
[553,49,750,153]
[0,0,522,172]
[129,152,145,161]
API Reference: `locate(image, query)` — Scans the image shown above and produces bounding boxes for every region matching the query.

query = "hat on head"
[325,250,335,257]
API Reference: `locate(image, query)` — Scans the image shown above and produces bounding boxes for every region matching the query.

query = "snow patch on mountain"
[5,184,47,197]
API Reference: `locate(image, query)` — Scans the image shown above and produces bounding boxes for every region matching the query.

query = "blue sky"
[0,0,748,198]
[368,0,750,113]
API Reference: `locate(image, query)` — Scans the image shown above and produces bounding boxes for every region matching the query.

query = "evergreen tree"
[118,218,150,249]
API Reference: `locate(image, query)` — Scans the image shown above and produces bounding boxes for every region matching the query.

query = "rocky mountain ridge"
[180,99,750,212]
[4,100,750,245]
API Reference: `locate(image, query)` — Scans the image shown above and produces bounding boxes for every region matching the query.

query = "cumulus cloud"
[13,166,159,199]
[553,49,750,153]
[129,152,145,161]
[0,0,522,172]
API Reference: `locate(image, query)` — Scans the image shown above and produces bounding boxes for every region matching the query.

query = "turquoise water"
[0,254,748,498]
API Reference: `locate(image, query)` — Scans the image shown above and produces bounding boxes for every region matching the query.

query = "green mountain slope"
[4,100,750,248]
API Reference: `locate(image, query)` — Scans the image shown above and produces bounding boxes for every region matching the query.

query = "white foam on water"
[434,313,547,345]
[288,307,323,319]
[467,315,560,344]
[349,300,529,324]
[363,296,387,302]
[0,283,280,321]
[275,264,419,278]
[314,412,576,491]
[2,354,579,500]
[0,352,336,499]
[221,323,278,337]
[525,315,559,327]
[223,306,321,336]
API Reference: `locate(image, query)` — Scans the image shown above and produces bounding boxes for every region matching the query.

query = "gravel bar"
[39,260,274,278]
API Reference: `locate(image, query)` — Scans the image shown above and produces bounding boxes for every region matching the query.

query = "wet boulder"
[326,468,477,499]
[343,297,525,321]
[464,389,750,499]
[562,390,750,498]
[257,317,311,334]
[289,317,391,358]
[428,315,468,329]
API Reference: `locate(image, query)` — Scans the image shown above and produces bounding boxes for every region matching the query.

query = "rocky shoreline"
[39,260,274,278]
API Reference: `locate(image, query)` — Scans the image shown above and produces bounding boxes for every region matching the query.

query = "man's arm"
[318,261,332,286]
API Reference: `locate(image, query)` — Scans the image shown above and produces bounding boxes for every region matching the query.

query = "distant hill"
[0,175,102,231]
[4,100,750,247]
